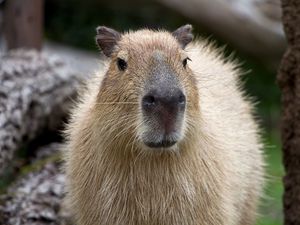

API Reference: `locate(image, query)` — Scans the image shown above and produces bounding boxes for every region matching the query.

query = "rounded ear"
[172,24,193,49]
[96,26,121,57]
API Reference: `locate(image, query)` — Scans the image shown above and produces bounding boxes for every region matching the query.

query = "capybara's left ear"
[96,26,121,57]
[172,24,193,49]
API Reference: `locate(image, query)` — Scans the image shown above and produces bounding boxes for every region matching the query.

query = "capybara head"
[95,25,199,151]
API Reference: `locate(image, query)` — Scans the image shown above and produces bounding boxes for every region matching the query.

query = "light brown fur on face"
[63,25,265,225]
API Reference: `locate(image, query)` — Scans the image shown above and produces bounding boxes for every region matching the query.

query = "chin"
[139,131,183,152]
[141,143,180,153]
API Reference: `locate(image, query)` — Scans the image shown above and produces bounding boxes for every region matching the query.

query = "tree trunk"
[277,0,300,224]
[4,0,44,50]
[0,49,80,176]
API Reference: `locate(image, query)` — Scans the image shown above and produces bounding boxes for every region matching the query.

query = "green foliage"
[241,59,281,131]
[256,131,283,225]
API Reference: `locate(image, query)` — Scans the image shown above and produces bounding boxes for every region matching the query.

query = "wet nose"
[142,88,186,114]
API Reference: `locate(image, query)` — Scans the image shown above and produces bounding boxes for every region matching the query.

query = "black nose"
[142,88,186,113]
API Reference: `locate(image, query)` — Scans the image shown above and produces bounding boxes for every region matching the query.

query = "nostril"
[142,95,156,108]
[178,94,186,105]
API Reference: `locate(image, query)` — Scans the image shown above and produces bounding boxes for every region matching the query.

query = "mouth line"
[144,139,177,148]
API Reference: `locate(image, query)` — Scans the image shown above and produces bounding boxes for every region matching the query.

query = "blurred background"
[0,0,284,224]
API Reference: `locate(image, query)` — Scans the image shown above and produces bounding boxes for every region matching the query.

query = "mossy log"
[0,49,80,175]
[0,143,67,225]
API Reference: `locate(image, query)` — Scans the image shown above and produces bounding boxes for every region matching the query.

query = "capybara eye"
[117,58,127,71]
[182,57,191,69]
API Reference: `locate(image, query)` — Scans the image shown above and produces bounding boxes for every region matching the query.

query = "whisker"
[95,102,139,105]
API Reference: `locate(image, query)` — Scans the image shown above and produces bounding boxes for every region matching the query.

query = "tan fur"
[63,28,265,225]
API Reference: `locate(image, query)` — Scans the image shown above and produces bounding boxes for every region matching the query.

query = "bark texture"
[277,0,300,224]
[0,143,67,225]
[0,49,80,176]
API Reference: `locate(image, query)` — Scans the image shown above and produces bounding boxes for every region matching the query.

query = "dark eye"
[117,58,127,71]
[182,57,191,69]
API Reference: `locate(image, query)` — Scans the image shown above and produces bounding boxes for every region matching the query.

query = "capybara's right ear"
[96,26,121,57]
[172,24,193,49]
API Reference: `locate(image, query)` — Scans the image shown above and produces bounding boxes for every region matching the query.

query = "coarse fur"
[63,26,265,225]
